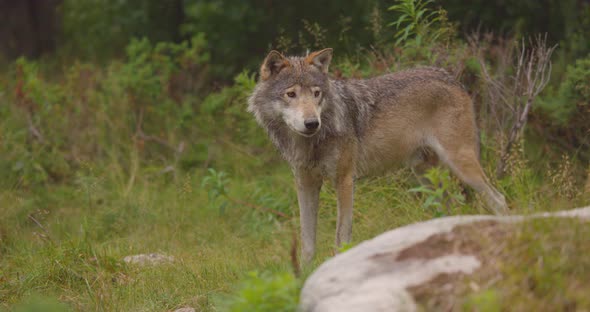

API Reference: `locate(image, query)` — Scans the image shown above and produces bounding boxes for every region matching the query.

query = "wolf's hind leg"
[295,169,323,263]
[428,139,508,215]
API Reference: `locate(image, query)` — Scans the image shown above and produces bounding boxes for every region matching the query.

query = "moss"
[410,217,590,311]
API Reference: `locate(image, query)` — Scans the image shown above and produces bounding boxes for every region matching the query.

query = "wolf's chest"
[287,140,341,178]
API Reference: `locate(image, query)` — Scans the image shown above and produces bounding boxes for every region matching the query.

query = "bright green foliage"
[223,271,300,312]
[201,71,255,114]
[2,58,67,187]
[540,55,590,123]
[1,35,216,190]
[536,55,590,161]
[201,168,230,214]
[337,242,356,253]
[409,167,465,217]
[199,70,267,149]
[463,289,501,312]
[388,0,455,47]
[14,58,65,110]
[120,34,209,104]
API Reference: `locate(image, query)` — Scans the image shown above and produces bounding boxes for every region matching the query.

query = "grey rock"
[300,206,590,312]
[173,308,195,312]
[123,253,175,266]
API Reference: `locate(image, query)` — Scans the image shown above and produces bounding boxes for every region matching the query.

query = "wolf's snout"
[304,119,320,130]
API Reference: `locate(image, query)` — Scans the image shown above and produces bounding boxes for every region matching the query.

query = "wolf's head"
[248,49,333,138]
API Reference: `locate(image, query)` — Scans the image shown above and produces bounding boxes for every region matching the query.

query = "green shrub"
[60,0,184,60]
[539,55,590,123]
[120,34,209,104]
[1,35,215,189]
[535,54,590,161]
[409,167,465,217]
[223,271,300,312]
[388,0,456,47]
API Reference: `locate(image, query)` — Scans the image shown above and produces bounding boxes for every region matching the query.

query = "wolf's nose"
[304,119,320,130]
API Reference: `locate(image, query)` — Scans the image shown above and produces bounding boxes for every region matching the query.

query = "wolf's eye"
[287,91,296,98]
[314,90,321,97]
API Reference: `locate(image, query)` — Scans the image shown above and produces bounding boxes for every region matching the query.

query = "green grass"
[1,146,584,311]
[1,167,294,311]
[493,218,590,311]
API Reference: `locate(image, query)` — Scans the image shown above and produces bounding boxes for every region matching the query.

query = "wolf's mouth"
[297,129,320,137]
[287,125,319,137]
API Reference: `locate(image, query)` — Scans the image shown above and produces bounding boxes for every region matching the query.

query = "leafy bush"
[120,34,209,104]
[223,271,300,312]
[1,58,69,187]
[388,0,456,47]
[542,55,590,123]
[409,167,465,217]
[1,34,216,188]
[60,0,184,60]
[536,54,590,160]
[201,168,230,214]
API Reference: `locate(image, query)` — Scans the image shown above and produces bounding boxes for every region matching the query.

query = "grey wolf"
[248,48,508,262]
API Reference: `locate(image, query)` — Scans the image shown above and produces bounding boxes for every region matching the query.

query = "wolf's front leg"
[295,168,323,263]
[335,171,354,248]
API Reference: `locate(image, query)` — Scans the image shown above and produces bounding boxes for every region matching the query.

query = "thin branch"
[134,106,176,150]
[26,113,45,143]
[495,34,556,177]
[28,214,54,244]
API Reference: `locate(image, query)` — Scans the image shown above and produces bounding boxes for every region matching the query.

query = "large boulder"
[300,207,590,312]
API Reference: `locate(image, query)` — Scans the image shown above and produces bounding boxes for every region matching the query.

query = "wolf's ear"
[260,50,289,81]
[305,48,333,73]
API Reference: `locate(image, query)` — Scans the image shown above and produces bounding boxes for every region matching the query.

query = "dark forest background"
[2,0,589,78]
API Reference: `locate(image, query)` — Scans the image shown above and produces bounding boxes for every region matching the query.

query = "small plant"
[74,161,103,210]
[201,168,290,218]
[462,289,501,312]
[301,19,327,50]
[503,138,528,178]
[337,242,356,253]
[409,167,465,217]
[388,0,455,47]
[223,271,300,312]
[548,154,578,200]
[201,168,230,214]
